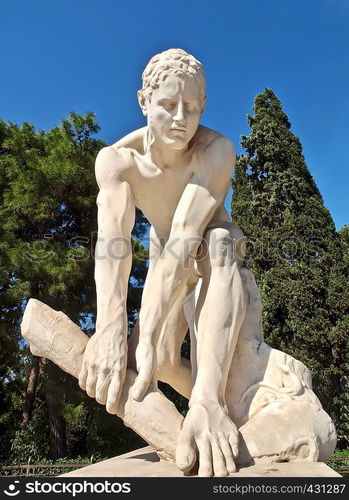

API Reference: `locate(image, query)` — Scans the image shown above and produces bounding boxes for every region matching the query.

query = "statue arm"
[79,146,135,414]
[132,136,235,401]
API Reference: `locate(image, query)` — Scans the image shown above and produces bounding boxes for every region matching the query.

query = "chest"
[128,155,195,224]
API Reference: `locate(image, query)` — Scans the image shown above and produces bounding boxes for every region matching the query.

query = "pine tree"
[232,89,348,446]
[0,114,149,460]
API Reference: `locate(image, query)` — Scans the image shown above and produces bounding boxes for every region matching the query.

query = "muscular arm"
[79,146,135,414]
[132,136,235,400]
[94,148,134,334]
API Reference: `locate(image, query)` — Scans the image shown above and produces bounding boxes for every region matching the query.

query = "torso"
[110,125,230,240]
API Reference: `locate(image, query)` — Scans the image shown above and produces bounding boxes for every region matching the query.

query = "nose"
[173,101,185,124]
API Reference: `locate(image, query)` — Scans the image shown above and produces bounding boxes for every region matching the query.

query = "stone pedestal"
[61,446,340,478]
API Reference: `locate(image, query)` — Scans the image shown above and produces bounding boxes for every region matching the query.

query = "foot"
[176,400,239,477]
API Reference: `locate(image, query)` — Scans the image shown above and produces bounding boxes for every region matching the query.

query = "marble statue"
[21,49,337,477]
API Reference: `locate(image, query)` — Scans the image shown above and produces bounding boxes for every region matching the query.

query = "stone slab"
[61,446,340,477]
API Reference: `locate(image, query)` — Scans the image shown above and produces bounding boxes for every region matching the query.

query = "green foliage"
[0,379,25,459]
[0,113,149,461]
[232,88,348,447]
[10,399,49,463]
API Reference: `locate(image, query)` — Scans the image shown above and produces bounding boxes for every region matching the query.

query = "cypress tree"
[326,225,349,447]
[232,89,347,446]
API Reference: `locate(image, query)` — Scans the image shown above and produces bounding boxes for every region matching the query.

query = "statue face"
[145,74,202,151]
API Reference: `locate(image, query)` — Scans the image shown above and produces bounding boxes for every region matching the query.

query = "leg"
[156,270,200,398]
[156,284,193,399]
[128,225,197,399]
[192,223,247,406]
[176,223,248,477]
[128,304,192,399]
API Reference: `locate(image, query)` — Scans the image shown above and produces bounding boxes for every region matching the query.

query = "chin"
[166,130,198,150]
[163,136,189,150]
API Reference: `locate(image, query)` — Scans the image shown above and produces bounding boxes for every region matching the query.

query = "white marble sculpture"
[21,48,336,477]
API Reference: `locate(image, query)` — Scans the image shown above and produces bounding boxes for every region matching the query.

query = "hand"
[79,330,127,414]
[131,340,157,401]
[176,400,239,477]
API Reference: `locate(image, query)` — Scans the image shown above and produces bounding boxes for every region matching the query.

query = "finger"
[219,435,236,474]
[86,372,97,398]
[106,377,122,415]
[176,428,197,473]
[95,375,110,405]
[197,439,213,477]
[78,366,88,391]
[131,361,154,402]
[228,434,239,460]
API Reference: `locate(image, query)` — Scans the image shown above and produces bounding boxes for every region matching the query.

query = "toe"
[176,430,197,473]
[212,440,228,477]
[228,434,239,459]
[197,439,213,477]
[219,435,236,474]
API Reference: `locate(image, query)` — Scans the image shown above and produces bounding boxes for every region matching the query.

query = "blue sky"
[1,0,348,229]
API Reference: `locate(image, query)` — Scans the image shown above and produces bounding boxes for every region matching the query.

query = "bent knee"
[229,224,246,263]
[198,224,246,269]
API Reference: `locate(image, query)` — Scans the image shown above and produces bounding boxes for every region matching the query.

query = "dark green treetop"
[0,113,148,460]
[232,89,348,446]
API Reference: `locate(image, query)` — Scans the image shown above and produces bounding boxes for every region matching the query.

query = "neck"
[144,127,188,169]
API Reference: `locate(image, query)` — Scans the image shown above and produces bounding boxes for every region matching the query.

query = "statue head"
[139,48,206,107]
[138,49,207,151]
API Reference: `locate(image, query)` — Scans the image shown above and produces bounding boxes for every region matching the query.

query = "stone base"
[61,446,340,477]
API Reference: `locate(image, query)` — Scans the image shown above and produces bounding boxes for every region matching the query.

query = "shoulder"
[95,128,146,188]
[94,146,125,188]
[195,126,235,161]
[194,126,235,178]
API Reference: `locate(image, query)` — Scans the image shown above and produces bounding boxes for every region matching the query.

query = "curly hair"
[140,48,206,104]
